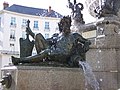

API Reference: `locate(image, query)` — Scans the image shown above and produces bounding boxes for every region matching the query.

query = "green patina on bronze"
[12,16,91,67]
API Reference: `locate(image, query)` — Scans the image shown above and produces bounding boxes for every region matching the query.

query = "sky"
[0,0,96,23]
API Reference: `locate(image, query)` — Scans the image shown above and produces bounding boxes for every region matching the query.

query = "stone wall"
[85,16,120,90]
[1,66,85,90]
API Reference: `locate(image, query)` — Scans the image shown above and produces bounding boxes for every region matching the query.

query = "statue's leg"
[11,55,43,65]
[12,50,48,65]
[35,33,48,54]
[22,52,46,63]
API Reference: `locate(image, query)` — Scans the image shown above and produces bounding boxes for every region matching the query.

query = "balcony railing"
[0,50,19,55]
[10,23,17,28]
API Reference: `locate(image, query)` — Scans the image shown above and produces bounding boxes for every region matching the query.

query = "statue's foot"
[11,56,20,65]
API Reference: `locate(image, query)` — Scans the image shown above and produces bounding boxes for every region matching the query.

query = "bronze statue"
[67,0,85,24]
[19,20,34,57]
[12,16,91,67]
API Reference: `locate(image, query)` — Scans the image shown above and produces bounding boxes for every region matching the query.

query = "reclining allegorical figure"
[12,16,91,67]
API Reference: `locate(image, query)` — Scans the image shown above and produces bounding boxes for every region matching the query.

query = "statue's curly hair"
[58,16,72,32]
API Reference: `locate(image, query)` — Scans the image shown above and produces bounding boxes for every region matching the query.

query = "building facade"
[0,3,63,68]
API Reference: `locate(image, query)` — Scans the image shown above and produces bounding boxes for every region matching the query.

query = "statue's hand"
[83,40,91,52]
[83,45,89,52]
[26,27,31,34]
[26,27,35,38]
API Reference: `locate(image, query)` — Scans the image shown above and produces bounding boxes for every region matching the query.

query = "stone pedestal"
[86,16,120,90]
[1,66,85,90]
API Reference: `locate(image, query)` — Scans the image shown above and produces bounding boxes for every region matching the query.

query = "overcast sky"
[0,0,96,23]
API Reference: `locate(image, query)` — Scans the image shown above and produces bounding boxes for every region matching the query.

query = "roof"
[5,4,63,18]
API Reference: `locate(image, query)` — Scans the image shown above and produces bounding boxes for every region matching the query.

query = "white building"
[0,2,63,68]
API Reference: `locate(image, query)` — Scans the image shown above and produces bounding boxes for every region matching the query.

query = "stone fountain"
[68,0,120,89]
[85,0,120,90]
[0,5,90,90]
[1,0,120,90]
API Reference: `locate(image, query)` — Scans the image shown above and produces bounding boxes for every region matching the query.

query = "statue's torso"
[55,33,76,55]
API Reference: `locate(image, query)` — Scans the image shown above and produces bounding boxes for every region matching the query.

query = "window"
[34,21,39,29]
[55,24,59,33]
[45,33,49,39]
[10,30,15,40]
[45,22,50,30]
[22,31,26,39]
[0,40,3,47]
[10,17,16,27]
[10,43,15,51]
[22,19,27,28]
[0,17,1,27]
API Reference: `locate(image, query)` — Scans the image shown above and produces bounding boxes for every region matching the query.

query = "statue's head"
[58,16,72,34]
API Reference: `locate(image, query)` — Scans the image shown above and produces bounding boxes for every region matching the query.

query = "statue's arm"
[77,3,84,10]
[68,0,74,11]
[73,33,91,52]
[26,26,35,39]
[74,33,90,43]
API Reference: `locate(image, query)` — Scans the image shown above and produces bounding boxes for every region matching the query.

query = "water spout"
[79,61,100,90]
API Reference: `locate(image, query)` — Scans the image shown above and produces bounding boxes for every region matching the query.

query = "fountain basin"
[1,66,85,90]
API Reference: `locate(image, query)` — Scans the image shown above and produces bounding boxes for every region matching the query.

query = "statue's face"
[62,25,71,35]
[60,16,71,35]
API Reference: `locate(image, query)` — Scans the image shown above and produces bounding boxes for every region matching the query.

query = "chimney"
[48,6,51,12]
[3,2,9,9]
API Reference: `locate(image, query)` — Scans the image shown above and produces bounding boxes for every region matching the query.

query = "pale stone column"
[86,16,120,90]
[95,16,120,48]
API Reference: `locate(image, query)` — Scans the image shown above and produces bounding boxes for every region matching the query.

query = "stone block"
[96,34,120,48]
[93,71,119,90]
[1,66,85,90]
[103,24,119,35]
[118,72,120,89]
[116,50,120,72]
[86,49,118,71]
